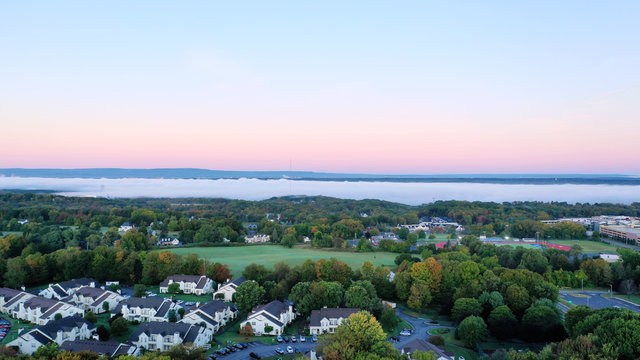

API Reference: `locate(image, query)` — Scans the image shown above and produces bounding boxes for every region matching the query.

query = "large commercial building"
[600,226,640,245]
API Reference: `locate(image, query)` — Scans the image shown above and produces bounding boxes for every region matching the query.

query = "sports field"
[163,245,398,277]
[546,240,621,253]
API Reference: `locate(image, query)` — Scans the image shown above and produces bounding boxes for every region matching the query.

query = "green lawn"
[0,231,23,238]
[94,312,139,343]
[162,245,398,276]
[547,240,621,253]
[615,294,640,306]
[212,318,277,348]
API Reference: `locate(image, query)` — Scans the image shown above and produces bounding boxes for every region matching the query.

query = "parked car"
[226,345,236,352]
[233,344,243,350]
[277,336,283,343]
[399,329,412,336]
[249,352,261,359]
[240,343,248,348]
[208,355,217,360]
[283,336,290,342]
[275,348,284,355]
[291,335,297,342]
[390,336,400,342]
[287,346,294,354]
[300,336,306,342]
[312,334,318,342]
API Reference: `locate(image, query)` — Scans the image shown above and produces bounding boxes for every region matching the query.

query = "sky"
[1,1,639,174]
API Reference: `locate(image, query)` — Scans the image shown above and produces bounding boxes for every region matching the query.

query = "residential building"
[129,322,211,351]
[400,338,452,360]
[8,316,95,355]
[112,297,180,322]
[63,287,125,314]
[118,223,134,232]
[0,288,34,314]
[213,277,246,302]
[599,253,621,262]
[244,234,270,244]
[240,300,295,336]
[60,340,138,357]
[309,308,359,335]
[157,237,181,247]
[159,275,213,295]
[39,278,97,300]
[179,300,237,333]
[14,297,84,325]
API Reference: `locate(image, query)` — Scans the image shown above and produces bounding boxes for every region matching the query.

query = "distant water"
[1,177,639,205]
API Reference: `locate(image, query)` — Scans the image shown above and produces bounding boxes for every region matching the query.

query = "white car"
[287,346,294,354]
[300,336,306,342]
[399,329,412,336]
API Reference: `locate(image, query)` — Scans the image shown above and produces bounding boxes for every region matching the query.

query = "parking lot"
[212,339,317,360]
[560,291,640,313]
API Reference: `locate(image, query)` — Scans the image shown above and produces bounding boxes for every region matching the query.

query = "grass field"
[547,240,621,253]
[163,245,398,276]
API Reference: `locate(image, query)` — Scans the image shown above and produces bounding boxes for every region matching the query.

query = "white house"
[179,300,237,333]
[240,300,295,336]
[159,275,213,295]
[64,287,125,314]
[128,322,211,351]
[157,237,181,247]
[118,223,134,232]
[18,219,29,225]
[244,234,270,244]
[213,277,246,302]
[309,308,359,335]
[0,288,35,314]
[112,297,180,322]
[60,340,138,357]
[39,278,97,300]
[14,297,84,325]
[8,316,95,355]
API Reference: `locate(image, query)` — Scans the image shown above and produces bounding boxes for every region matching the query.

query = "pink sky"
[1,2,639,174]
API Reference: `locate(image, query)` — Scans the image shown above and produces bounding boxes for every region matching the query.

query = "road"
[216,308,452,359]
[559,290,640,314]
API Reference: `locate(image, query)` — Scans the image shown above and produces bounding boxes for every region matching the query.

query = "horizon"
[2,1,639,173]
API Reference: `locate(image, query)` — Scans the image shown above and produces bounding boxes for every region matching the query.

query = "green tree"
[234,280,265,313]
[451,298,482,322]
[84,310,97,323]
[320,311,389,359]
[110,317,129,336]
[133,284,146,297]
[379,308,399,329]
[488,305,518,340]
[33,342,61,359]
[520,305,565,342]
[564,306,594,336]
[457,316,488,348]
[408,281,431,311]
[167,282,181,294]
[168,309,177,322]
[281,233,297,248]
[345,281,379,310]
[504,284,530,316]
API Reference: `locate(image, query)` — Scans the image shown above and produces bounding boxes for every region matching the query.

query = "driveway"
[559,291,640,313]
[215,308,452,359]
[394,309,455,350]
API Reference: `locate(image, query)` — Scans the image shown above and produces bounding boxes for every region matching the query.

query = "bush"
[457,316,488,348]
[110,317,129,336]
[239,323,254,337]
[97,325,110,341]
[133,284,146,298]
[428,335,445,346]
[264,325,274,333]
[84,311,97,323]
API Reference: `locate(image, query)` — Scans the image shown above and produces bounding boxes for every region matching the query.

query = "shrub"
[428,335,445,346]
[239,323,254,337]
[84,311,97,323]
[111,317,129,336]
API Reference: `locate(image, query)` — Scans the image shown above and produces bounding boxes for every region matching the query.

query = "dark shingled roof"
[58,278,95,292]
[113,297,172,315]
[231,277,247,286]
[192,300,229,315]
[160,275,209,289]
[309,308,359,327]
[30,330,53,346]
[0,287,23,301]
[129,322,204,344]
[23,296,61,312]
[74,287,107,299]
[250,300,289,318]
[401,338,449,359]
[36,315,96,338]
[60,340,134,356]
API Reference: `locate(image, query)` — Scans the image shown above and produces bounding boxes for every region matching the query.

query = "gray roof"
[0,287,23,301]
[129,322,203,343]
[60,340,134,356]
[29,316,95,340]
[250,300,289,318]
[58,278,95,292]
[401,339,449,358]
[160,275,209,289]
[30,331,52,346]
[113,297,172,315]
[74,287,108,299]
[192,300,230,315]
[231,277,247,287]
[3,292,30,309]
[23,296,61,312]
[309,308,359,327]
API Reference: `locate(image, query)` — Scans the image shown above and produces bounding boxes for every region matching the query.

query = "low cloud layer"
[0,177,638,205]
